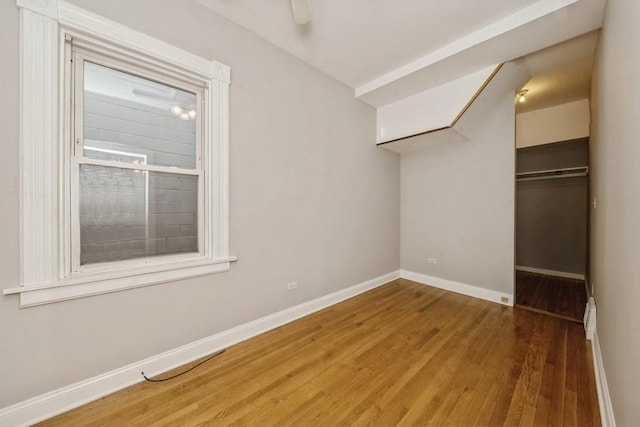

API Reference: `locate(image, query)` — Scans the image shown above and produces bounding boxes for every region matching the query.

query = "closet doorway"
[514,138,589,323]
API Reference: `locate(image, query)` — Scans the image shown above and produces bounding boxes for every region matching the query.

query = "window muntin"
[70,47,206,270]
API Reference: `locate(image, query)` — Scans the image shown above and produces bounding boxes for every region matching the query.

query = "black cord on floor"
[141,349,226,382]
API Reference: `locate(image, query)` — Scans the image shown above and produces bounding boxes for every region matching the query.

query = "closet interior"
[514,138,589,322]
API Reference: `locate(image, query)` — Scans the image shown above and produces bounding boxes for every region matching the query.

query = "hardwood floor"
[41,279,600,426]
[515,271,587,323]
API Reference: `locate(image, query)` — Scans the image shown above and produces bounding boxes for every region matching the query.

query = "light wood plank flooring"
[516,271,587,323]
[41,279,600,426]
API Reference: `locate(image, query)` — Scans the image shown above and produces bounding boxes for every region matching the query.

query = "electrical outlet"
[287,281,298,291]
[428,258,437,264]
[500,296,509,304]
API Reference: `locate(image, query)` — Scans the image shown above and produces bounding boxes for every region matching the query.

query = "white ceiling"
[516,30,599,113]
[195,0,540,88]
[195,0,605,109]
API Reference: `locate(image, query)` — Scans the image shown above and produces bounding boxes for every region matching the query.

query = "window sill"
[3,256,237,308]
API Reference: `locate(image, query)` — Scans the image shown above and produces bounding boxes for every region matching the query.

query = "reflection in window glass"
[83,61,197,169]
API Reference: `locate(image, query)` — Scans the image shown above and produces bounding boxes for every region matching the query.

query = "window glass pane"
[79,164,198,265]
[83,61,197,169]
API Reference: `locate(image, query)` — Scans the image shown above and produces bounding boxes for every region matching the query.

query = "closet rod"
[516,166,588,182]
[516,172,588,182]
[516,166,588,177]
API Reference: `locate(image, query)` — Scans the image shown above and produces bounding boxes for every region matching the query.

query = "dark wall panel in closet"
[516,138,588,275]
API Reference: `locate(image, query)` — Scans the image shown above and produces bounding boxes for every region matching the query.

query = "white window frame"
[69,46,206,272]
[4,0,235,307]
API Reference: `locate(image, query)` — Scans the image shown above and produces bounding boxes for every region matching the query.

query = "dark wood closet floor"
[515,271,587,323]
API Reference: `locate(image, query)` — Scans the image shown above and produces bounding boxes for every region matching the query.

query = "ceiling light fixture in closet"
[517,89,529,103]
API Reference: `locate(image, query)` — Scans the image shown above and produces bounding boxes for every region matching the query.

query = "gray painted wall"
[515,139,588,275]
[0,0,400,407]
[400,90,515,296]
[590,0,640,424]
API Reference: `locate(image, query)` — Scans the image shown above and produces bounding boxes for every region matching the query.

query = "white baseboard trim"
[591,331,616,427]
[0,270,401,427]
[400,270,513,307]
[515,265,585,280]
